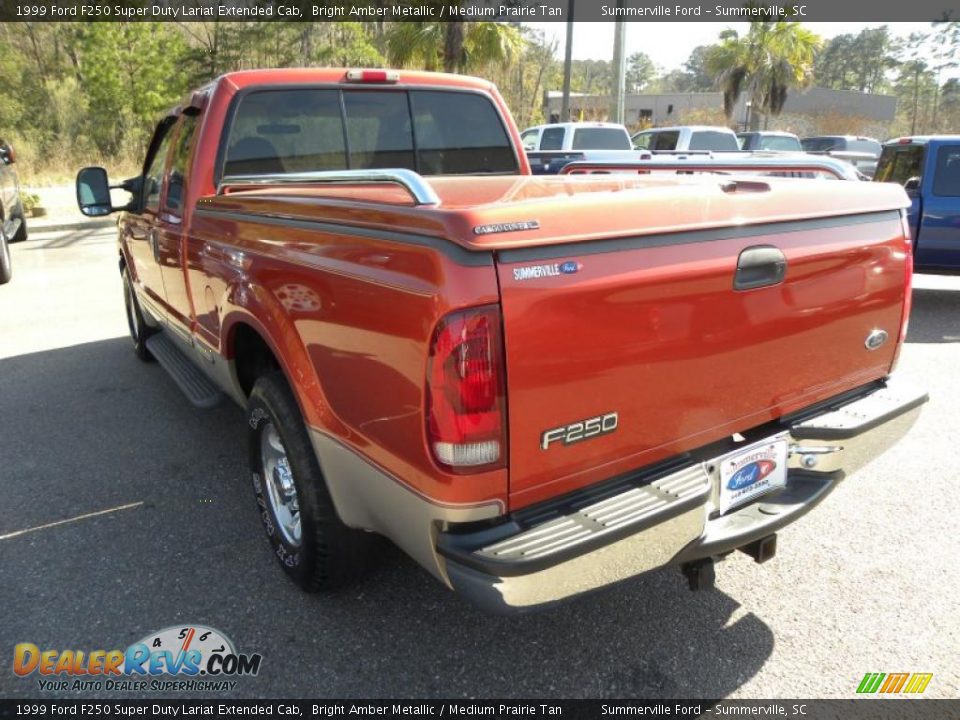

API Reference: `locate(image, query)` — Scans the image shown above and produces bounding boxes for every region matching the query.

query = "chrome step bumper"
[441,377,927,613]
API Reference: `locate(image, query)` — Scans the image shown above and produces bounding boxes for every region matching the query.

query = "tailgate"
[496,211,908,510]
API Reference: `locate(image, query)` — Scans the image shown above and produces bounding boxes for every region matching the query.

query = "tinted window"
[224,89,517,177]
[759,135,801,151]
[225,89,346,176]
[632,131,654,150]
[571,128,631,150]
[144,122,175,212]
[933,145,960,197]
[874,146,925,186]
[690,131,739,151]
[344,91,415,171]
[737,134,753,149]
[165,116,198,213]
[540,127,565,151]
[409,91,517,174]
[652,131,679,151]
[801,137,843,152]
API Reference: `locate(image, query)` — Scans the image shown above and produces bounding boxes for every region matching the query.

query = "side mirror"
[903,176,921,192]
[76,167,115,216]
[0,143,14,164]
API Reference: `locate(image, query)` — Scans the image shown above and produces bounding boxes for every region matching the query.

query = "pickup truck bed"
[76,68,926,613]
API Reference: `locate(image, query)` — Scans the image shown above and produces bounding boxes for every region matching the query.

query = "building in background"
[545,88,897,139]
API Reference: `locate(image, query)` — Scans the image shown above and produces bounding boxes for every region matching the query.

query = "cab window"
[933,146,960,197]
[143,119,177,212]
[165,116,198,214]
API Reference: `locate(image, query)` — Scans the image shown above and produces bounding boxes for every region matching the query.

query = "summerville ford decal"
[513,261,582,281]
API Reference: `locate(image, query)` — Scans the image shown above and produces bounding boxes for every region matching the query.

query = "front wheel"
[122,267,154,361]
[247,372,375,591]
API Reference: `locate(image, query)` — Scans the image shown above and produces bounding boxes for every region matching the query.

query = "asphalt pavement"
[1,226,957,700]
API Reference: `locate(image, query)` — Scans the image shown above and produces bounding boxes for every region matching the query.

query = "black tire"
[0,227,11,285]
[122,267,154,361]
[11,202,27,243]
[247,371,374,591]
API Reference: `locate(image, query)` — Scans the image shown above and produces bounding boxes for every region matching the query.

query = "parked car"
[521,122,637,174]
[632,125,740,152]
[0,139,28,284]
[76,68,925,613]
[874,135,960,274]
[801,135,882,177]
[737,131,802,152]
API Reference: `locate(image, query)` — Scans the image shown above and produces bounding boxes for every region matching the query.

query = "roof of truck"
[215,67,497,92]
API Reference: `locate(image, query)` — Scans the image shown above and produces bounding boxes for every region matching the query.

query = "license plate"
[717,437,788,515]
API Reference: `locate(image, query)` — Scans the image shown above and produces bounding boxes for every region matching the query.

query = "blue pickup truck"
[874,136,960,274]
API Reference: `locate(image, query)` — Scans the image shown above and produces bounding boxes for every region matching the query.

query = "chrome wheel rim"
[260,422,301,547]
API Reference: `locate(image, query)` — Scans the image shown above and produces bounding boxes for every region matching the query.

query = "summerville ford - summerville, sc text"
[601,4,807,15]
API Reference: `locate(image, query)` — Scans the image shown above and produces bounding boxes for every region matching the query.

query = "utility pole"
[561,0,574,122]
[609,18,626,123]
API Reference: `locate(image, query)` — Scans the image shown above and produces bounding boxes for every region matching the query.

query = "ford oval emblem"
[865,329,888,351]
[727,460,776,491]
[559,261,581,274]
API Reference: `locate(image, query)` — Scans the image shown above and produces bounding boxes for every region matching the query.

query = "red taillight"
[345,69,399,84]
[426,305,506,472]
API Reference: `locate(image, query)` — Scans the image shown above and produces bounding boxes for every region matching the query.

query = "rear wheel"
[247,371,374,591]
[122,267,154,361]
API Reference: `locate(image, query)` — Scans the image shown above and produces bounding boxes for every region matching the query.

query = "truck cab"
[875,136,960,274]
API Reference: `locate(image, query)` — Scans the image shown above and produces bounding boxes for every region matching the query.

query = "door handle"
[734,245,786,291]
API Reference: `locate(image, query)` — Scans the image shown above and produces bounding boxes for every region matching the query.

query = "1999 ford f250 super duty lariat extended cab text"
[77,69,927,613]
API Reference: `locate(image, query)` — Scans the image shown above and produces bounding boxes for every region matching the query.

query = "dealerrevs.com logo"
[13,625,262,692]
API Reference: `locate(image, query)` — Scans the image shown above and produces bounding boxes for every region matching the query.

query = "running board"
[145,333,224,409]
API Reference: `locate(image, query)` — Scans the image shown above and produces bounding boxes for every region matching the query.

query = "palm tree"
[385,21,525,74]
[707,21,822,128]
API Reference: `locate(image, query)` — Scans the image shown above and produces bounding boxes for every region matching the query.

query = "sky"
[529,22,943,73]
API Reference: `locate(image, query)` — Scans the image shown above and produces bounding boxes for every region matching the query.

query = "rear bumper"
[440,376,927,614]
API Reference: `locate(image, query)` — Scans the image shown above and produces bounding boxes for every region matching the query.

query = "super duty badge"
[541,412,618,450]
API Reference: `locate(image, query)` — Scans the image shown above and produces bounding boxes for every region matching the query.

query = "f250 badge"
[513,261,582,281]
[541,412,618,449]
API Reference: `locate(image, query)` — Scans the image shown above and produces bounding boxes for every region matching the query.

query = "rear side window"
[933,146,960,196]
[540,127,565,151]
[632,132,654,150]
[759,136,801,151]
[571,128,631,150]
[801,137,841,152]
[874,146,925,186]
[520,129,539,150]
[652,132,678,151]
[690,131,739,151]
[223,88,517,178]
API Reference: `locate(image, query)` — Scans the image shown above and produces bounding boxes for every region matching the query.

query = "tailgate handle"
[735,245,786,290]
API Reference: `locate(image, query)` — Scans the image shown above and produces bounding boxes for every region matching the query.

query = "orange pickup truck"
[77,69,927,613]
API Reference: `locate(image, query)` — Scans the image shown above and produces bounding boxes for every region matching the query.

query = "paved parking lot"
[1,226,958,700]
